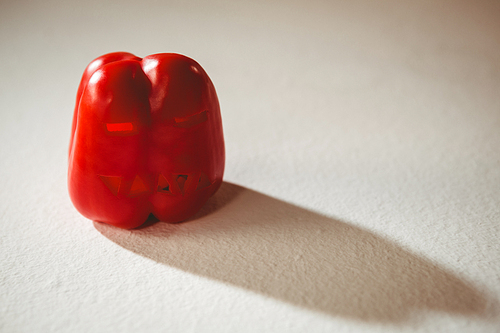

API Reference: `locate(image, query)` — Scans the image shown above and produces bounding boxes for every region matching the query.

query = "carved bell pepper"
[68,52,225,229]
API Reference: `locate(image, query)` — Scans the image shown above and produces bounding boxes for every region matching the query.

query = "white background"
[1,0,499,332]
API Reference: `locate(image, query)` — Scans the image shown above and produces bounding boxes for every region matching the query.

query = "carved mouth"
[99,172,213,198]
[156,172,212,195]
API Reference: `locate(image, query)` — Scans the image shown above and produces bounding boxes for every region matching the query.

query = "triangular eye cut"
[99,175,122,196]
[196,172,212,190]
[128,176,148,197]
[157,173,172,194]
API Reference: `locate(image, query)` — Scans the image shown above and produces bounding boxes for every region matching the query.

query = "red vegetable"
[68,52,225,229]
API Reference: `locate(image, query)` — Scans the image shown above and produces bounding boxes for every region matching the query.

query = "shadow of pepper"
[94,182,491,323]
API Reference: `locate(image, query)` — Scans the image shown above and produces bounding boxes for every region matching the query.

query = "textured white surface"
[1,0,499,332]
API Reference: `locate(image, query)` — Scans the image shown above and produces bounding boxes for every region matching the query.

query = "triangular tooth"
[196,172,212,190]
[99,175,121,196]
[128,176,148,197]
[157,173,172,194]
[175,174,189,194]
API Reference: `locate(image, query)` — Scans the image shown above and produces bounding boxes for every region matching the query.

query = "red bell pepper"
[68,52,225,229]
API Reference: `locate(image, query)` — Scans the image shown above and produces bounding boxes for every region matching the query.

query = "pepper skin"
[68,52,225,229]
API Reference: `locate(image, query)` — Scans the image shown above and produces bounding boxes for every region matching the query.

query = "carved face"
[68,53,225,229]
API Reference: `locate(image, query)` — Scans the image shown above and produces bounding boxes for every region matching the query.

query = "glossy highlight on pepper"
[68,52,225,229]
